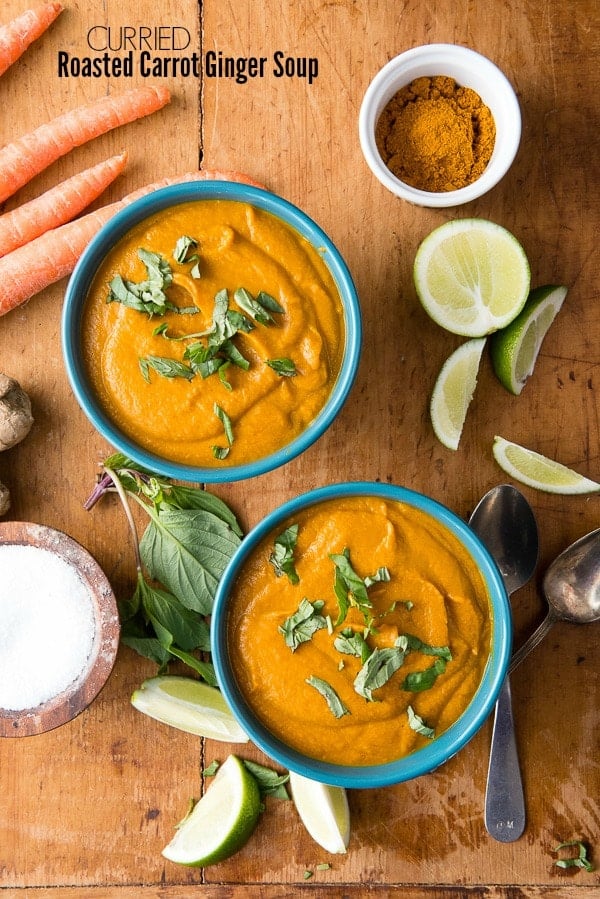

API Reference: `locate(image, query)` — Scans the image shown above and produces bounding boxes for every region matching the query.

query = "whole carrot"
[0,1,62,77]
[0,151,128,257]
[0,85,170,205]
[0,169,267,317]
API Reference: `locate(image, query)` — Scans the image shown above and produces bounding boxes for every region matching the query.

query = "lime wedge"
[162,754,261,866]
[414,218,530,337]
[131,675,249,742]
[493,436,600,494]
[429,337,486,450]
[490,285,568,394]
[289,771,350,854]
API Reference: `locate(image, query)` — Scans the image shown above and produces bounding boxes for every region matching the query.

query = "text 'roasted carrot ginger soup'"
[226,496,492,767]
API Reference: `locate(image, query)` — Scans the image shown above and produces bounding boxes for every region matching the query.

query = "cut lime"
[289,771,350,854]
[490,285,568,394]
[429,337,486,450]
[131,675,249,742]
[162,754,261,866]
[493,436,600,494]
[414,218,530,337]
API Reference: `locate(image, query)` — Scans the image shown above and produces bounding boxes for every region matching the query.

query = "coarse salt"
[0,544,96,711]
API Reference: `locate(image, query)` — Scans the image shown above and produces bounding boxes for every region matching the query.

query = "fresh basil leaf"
[256,290,284,314]
[214,403,234,445]
[407,705,435,738]
[173,235,198,264]
[279,599,327,651]
[212,445,230,460]
[140,508,242,614]
[403,634,452,661]
[161,486,243,537]
[334,628,372,664]
[354,646,407,701]
[266,357,297,377]
[242,760,290,800]
[203,760,220,776]
[139,355,195,381]
[137,575,210,652]
[234,287,275,325]
[554,841,594,872]
[364,567,391,588]
[269,523,300,584]
[167,646,217,686]
[402,657,447,692]
[305,675,349,718]
[120,631,171,667]
[330,549,370,607]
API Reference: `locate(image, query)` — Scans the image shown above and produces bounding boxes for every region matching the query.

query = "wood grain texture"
[0,0,599,894]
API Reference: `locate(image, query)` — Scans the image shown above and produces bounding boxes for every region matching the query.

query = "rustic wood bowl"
[0,521,120,737]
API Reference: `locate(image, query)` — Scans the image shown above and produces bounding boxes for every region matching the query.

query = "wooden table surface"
[1,0,599,896]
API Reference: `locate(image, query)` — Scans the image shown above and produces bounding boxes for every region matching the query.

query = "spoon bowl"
[509,527,600,674]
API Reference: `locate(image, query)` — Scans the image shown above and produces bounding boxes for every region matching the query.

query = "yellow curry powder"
[375,75,496,192]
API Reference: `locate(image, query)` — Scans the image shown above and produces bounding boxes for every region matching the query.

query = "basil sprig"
[84,454,243,680]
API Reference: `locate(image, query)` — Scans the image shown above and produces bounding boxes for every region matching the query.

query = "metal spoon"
[508,527,600,675]
[469,484,539,843]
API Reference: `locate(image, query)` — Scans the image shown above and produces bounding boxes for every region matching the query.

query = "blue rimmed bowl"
[211,481,511,789]
[62,181,361,483]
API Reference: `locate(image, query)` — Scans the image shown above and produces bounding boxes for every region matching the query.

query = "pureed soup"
[81,199,345,467]
[226,495,492,767]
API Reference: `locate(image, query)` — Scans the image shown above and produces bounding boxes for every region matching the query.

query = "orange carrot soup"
[227,496,492,767]
[81,199,345,467]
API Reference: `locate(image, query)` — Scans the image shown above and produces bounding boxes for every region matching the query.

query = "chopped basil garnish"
[554,840,595,872]
[353,645,407,701]
[330,548,389,628]
[333,627,371,664]
[211,403,233,459]
[305,675,349,718]
[242,759,290,800]
[138,355,195,382]
[269,523,300,584]
[233,287,284,325]
[173,235,199,264]
[407,705,435,738]
[266,357,297,377]
[402,656,448,692]
[403,634,452,660]
[279,599,327,651]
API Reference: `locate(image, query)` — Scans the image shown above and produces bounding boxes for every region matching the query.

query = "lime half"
[490,285,568,394]
[131,675,249,742]
[414,218,530,337]
[162,755,261,866]
[289,771,350,854]
[430,338,486,450]
[493,436,600,494]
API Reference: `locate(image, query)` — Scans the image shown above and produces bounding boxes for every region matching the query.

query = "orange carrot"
[0,169,267,317]
[0,85,170,205]
[0,2,62,77]
[0,151,128,257]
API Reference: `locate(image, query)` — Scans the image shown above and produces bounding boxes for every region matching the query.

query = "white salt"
[0,544,96,711]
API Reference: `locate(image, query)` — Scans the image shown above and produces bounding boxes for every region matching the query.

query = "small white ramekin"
[359,44,521,208]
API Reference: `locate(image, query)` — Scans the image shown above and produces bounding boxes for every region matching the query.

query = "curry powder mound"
[375,75,496,192]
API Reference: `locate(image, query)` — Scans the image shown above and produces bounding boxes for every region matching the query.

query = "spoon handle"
[484,676,526,842]
[508,611,556,675]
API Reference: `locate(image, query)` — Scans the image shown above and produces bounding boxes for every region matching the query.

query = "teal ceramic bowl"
[211,482,511,789]
[62,181,361,483]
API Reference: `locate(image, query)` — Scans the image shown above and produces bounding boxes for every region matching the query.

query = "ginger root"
[0,373,33,451]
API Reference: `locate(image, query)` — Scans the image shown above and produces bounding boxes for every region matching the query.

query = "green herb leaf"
[203,760,220,776]
[173,235,198,264]
[305,675,350,718]
[140,507,242,615]
[554,840,595,872]
[136,573,210,652]
[407,705,435,738]
[139,355,195,382]
[242,760,290,800]
[214,403,234,446]
[269,523,300,584]
[334,628,372,664]
[256,290,284,314]
[266,357,297,377]
[353,646,407,701]
[234,287,276,325]
[279,598,327,652]
[330,548,389,628]
[107,249,174,316]
[403,633,452,660]
[212,445,230,460]
[402,657,447,692]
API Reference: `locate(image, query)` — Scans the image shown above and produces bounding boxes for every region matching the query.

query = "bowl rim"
[211,481,512,788]
[61,180,362,484]
[358,42,522,208]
